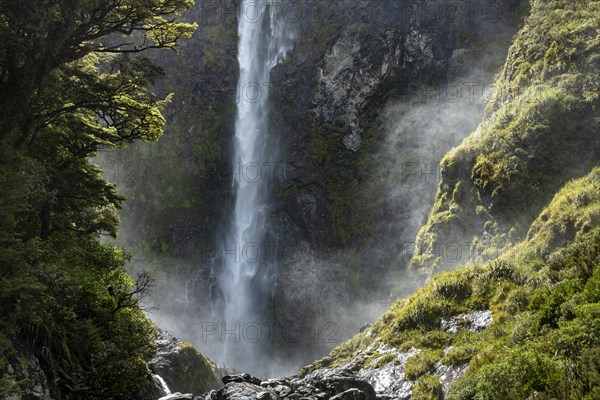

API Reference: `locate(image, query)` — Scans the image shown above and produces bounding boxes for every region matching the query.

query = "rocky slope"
[300,166,598,399]
[411,0,600,274]
[294,1,600,398]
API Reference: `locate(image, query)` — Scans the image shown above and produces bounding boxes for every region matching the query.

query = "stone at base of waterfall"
[291,369,377,400]
[198,369,376,400]
[215,382,276,400]
[222,374,262,386]
[330,388,371,400]
[159,393,194,400]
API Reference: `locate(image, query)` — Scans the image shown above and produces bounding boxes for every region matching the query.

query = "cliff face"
[267,0,527,366]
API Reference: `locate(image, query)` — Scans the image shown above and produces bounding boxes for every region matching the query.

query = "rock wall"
[267,0,528,368]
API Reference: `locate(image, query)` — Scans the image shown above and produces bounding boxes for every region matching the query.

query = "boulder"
[330,389,370,400]
[159,394,194,400]
[149,330,221,395]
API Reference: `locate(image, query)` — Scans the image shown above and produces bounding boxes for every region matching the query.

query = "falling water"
[218,0,294,374]
[152,374,171,396]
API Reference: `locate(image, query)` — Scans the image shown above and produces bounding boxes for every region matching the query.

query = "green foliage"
[413,375,443,400]
[405,349,444,381]
[305,167,600,398]
[433,272,472,300]
[0,230,157,398]
[0,1,195,398]
[448,349,560,400]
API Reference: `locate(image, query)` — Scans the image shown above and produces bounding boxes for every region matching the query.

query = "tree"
[0,0,196,240]
[0,0,196,145]
[0,1,197,397]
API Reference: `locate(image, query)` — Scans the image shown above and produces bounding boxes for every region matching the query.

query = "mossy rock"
[158,342,221,395]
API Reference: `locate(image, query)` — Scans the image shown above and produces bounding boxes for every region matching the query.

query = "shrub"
[413,375,443,400]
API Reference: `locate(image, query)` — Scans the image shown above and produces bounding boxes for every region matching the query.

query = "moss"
[169,342,220,394]
[405,349,444,381]
[304,165,599,398]
[411,0,600,274]
[413,375,443,400]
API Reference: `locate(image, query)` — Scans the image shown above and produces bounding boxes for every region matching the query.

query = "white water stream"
[219,0,294,373]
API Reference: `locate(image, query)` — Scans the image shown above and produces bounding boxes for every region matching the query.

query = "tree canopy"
[0,0,196,239]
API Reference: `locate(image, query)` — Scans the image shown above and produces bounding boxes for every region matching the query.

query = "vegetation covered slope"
[0,1,218,398]
[305,168,599,399]
[303,1,600,398]
[411,0,600,274]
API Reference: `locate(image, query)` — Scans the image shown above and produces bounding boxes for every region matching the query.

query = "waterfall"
[153,374,171,396]
[218,0,294,374]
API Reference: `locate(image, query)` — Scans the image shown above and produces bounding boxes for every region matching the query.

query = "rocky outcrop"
[302,167,600,399]
[149,330,222,397]
[410,0,600,274]
[0,347,52,400]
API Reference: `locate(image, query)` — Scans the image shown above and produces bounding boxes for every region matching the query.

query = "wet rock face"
[355,346,420,399]
[440,310,493,334]
[314,26,443,152]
